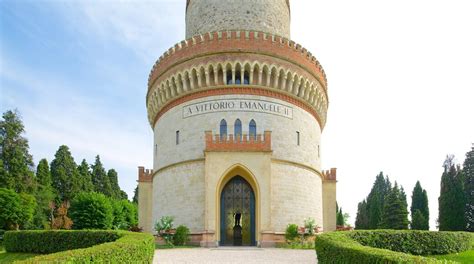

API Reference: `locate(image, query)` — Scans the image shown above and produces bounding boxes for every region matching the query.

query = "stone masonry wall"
[186,0,290,39]
[271,162,324,231]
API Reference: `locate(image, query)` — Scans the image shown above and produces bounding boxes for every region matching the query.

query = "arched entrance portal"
[220,176,256,246]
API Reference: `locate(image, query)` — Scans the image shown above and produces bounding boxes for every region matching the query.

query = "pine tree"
[355,200,369,229]
[379,182,409,229]
[366,172,391,229]
[411,181,429,230]
[463,145,474,231]
[91,155,111,196]
[33,159,55,228]
[0,110,35,193]
[50,145,81,201]
[77,159,94,192]
[438,155,466,231]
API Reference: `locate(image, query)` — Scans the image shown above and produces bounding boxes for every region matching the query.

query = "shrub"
[0,188,36,230]
[111,199,137,230]
[69,192,113,229]
[304,218,316,235]
[155,216,174,245]
[285,224,299,242]
[4,230,118,253]
[315,230,474,263]
[174,225,190,246]
[4,230,154,263]
[349,230,473,255]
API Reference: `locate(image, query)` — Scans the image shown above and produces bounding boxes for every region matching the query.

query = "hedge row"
[4,230,154,263]
[315,230,473,264]
[349,230,473,255]
[4,230,119,253]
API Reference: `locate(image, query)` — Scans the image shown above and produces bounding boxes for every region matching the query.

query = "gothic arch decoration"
[146,59,328,129]
[216,164,260,246]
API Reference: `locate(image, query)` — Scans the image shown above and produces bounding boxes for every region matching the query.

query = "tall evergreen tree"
[463,145,474,231]
[33,159,55,228]
[379,182,409,229]
[107,169,120,198]
[91,155,110,196]
[133,185,139,204]
[50,145,81,201]
[355,200,369,229]
[0,110,35,193]
[366,172,392,229]
[77,159,94,192]
[411,181,429,230]
[337,207,344,226]
[438,155,466,231]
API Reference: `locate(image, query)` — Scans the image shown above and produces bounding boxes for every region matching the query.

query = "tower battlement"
[138,166,153,182]
[148,30,327,90]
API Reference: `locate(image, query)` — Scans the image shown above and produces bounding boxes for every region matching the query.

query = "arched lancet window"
[235,71,242,85]
[226,71,233,85]
[249,119,256,139]
[220,119,227,139]
[244,72,250,85]
[234,119,242,139]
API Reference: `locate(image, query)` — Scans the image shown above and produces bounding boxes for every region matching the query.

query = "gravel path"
[153,247,317,264]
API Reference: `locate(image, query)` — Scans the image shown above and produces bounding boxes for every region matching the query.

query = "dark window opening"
[176,131,180,145]
[244,72,250,85]
[220,119,227,139]
[296,131,300,146]
[249,119,256,139]
[234,119,242,139]
[227,71,233,85]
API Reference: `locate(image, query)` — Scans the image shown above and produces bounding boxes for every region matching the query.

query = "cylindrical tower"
[186,0,291,39]
[139,0,336,247]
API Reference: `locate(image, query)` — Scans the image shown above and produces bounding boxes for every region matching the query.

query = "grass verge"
[430,250,474,264]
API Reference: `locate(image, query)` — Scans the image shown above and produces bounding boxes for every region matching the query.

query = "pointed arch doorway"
[219,176,256,246]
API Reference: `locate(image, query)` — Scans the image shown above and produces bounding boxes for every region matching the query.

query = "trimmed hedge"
[315,230,474,263]
[4,230,154,263]
[350,230,473,255]
[4,230,119,253]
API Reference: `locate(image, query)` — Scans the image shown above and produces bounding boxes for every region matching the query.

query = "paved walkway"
[153,247,317,264]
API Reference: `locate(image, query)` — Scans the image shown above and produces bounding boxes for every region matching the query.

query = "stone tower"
[139,0,336,247]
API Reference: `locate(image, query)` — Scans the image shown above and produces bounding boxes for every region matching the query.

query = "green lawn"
[0,244,39,263]
[430,250,474,264]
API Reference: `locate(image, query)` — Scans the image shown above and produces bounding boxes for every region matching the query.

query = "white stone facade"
[186,0,290,39]
[154,95,322,170]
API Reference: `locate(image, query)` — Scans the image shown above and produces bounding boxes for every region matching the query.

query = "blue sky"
[1,0,474,228]
[1,0,187,199]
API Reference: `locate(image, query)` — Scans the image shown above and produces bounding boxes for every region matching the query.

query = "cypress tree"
[337,208,344,226]
[0,110,35,193]
[438,155,466,231]
[50,145,81,201]
[379,182,409,229]
[107,169,120,198]
[464,146,474,231]
[366,172,391,229]
[133,185,139,204]
[411,181,429,230]
[91,155,110,196]
[355,199,369,229]
[77,159,94,192]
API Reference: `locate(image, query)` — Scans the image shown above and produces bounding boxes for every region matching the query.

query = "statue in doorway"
[234,212,241,227]
[233,211,243,246]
